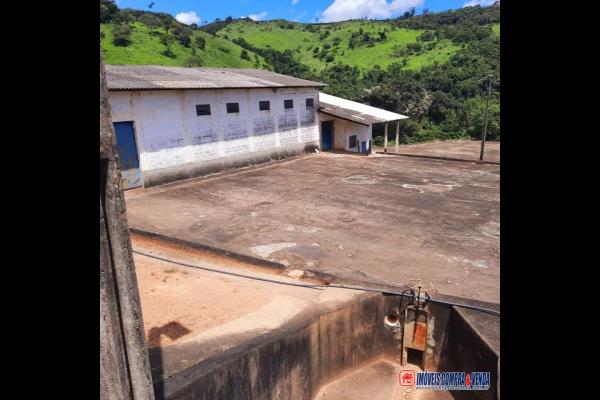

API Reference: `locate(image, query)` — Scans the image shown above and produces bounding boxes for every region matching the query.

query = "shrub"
[183,56,203,67]
[417,31,435,42]
[112,23,132,46]
[240,49,250,60]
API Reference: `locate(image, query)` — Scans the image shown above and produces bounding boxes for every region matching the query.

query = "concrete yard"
[375,139,500,163]
[126,151,500,303]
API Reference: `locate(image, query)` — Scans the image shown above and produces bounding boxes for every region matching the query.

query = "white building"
[107,65,407,189]
[318,92,408,154]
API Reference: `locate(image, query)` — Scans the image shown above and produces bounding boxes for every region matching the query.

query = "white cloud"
[320,0,423,22]
[248,11,268,21]
[463,0,499,7]
[292,0,300,5]
[175,11,201,25]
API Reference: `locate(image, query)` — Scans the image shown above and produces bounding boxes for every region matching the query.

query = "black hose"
[132,249,500,316]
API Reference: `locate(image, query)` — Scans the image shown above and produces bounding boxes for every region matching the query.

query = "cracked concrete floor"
[126,152,499,303]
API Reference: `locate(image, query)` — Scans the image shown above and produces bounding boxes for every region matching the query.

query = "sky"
[114,0,498,24]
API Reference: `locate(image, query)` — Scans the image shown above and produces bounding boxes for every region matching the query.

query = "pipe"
[132,249,500,316]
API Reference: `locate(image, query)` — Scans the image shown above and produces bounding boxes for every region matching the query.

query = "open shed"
[318,92,408,154]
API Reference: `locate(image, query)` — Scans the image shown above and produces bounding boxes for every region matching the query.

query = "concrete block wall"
[109,87,320,187]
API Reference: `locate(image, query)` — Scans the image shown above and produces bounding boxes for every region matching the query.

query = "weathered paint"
[321,121,332,150]
[113,121,142,189]
[318,113,372,152]
[109,88,320,187]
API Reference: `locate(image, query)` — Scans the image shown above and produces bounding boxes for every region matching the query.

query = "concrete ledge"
[130,228,339,285]
[142,142,320,187]
[376,151,500,165]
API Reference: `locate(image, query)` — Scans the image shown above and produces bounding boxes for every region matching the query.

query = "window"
[305,98,314,108]
[196,104,211,116]
[226,102,240,113]
[284,99,294,109]
[259,101,270,111]
[349,135,357,148]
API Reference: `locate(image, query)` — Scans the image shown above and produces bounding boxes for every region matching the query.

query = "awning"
[318,92,408,126]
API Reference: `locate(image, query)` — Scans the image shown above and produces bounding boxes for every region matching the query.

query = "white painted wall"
[318,113,372,152]
[109,87,320,172]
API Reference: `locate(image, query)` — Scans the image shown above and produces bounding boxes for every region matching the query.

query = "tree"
[195,36,206,50]
[160,33,175,57]
[111,23,132,46]
[172,25,193,47]
[139,13,161,32]
[240,49,250,60]
[100,0,119,23]
[163,18,173,33]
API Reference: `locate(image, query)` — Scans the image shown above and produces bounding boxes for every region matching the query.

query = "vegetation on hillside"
[100,1,266,68]
[99,0,500,143]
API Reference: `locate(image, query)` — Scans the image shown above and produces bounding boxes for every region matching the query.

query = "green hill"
[101,22,266,68]
[218,19,460,74]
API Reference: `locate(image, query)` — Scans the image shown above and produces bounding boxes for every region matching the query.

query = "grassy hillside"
[99,0,500,144]
[218,20,460,73]
[101,22,266,68]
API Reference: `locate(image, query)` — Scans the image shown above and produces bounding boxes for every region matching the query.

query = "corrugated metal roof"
[106,65,326,90]
[319,92,408,125]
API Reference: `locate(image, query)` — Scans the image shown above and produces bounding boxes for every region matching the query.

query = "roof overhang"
[318,92,408,125]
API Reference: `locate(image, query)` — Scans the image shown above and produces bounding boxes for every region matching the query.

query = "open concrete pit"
[132,234,499,400]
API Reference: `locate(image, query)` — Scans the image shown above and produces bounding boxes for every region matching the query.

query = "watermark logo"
[399,370,491,391]
[399,370,415,386]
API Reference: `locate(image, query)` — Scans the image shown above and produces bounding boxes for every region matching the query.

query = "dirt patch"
[135,253,272,347]
[132,235,362,348]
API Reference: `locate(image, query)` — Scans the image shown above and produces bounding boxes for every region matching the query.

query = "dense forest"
[100,0,500,144]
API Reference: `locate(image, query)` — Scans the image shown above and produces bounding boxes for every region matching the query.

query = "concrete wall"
[156,293,385,400]
[318,113,372,152]
[152,291,499,400]
[109,87,320,187]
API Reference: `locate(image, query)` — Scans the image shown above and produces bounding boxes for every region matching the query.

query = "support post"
[480,75,493,161]
[395,120,400,153]
[100,49,155,400]
[384,122,388,153]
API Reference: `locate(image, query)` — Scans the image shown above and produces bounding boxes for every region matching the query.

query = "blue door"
[321,121,332,150]
[361,141,367,153]
[113,121,142,189]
